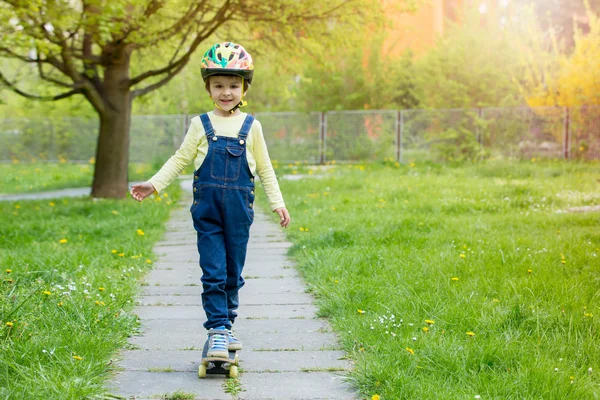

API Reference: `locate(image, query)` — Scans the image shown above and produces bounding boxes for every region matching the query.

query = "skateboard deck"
[198,339,239,378]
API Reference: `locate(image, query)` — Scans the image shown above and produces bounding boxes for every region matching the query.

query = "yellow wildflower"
[451,277,459,281]
[118,253,125,257]
[137,229,145,236]
[459,253,466,258]
[5,269,11,274]
[405,347,415,355]
[466,331,475,337]
[372,395,381,400]
[425,319,435,325]
[527,269,532,274]
[423,327,429,333]
[357,309,366,314]
[6,321,14,327]
[146,259,152,264]
[72,355,83,361]
[49,202,56,207]
[59,239,68,244]
[112,210,119,215]
[43,291,52,296]
[111,249,117,254]
[98,287,105,291]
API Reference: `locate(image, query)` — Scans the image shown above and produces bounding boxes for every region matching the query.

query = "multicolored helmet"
[201,42,254,83]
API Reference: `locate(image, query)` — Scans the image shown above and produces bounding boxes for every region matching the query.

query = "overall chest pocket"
[211,145,244,181]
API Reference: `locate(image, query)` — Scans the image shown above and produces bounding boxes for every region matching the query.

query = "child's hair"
[205,75,250,93]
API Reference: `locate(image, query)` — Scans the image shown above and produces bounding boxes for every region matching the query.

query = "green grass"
[262,159,600,399]
[0,180,181,399]
[0,162,161,194]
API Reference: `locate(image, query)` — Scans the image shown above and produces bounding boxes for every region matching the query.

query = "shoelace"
[210,332,228,349]
[228,330,238,341]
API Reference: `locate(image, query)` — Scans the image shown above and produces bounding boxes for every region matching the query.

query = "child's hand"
[130,182,156,202]
[274,207,291,228]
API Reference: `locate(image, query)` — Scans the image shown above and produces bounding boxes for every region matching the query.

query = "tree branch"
[131,61,187,98]
[0,69,82,101]
[128,3,230,87]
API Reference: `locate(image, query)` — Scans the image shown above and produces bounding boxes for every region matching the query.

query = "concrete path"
[108,181,357,399]
[0,187,90,201]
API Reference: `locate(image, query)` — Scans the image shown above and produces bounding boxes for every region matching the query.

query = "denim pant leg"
[193,189,231,330]
[223,188,253,325]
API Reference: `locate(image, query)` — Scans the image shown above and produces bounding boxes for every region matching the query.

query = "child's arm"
[130,182,156,202]
[141,117,202,196]
[274,207,291,228]
[252,120,291,228]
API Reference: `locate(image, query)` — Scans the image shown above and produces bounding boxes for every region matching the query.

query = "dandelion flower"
[72,355,83,361]
[5,269,11,274]
[425,319,435,325]
[43,291,52,296]
[137,229,145,236]
[357,309,366,314]
[118,253,125,257]
[49,202,56,207]
[527,269,532,274]
[111,249,117,254]
[98,287,105,291]
[112,210,119,215]
[59,239,68,244]
[466,331,475,337]
[146,259,152,264]
[423,327,429,333]
[405,347,414,355]
[5,322,14,327]
[372,395,381,400]
[460,253,466,258]
[451,277,459,281]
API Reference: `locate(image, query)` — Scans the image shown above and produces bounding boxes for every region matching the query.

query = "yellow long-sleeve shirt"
[148,111,285,211]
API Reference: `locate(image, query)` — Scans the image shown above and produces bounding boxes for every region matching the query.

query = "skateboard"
[198,339,239,378]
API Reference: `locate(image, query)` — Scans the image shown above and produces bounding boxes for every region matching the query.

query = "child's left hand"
[274,207,291,228]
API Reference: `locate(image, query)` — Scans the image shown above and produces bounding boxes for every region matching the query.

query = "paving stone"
[108,371,231,399]
[118,350,350,373]
[128,330,339,352]
[134,304,318,321]
[238,372,356,400]
[130,318,330,337]
[143,269,200,285]
[142,285,203,296]
[137,292,314,306]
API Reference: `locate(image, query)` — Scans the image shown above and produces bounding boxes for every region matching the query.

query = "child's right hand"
[130,182,156,202]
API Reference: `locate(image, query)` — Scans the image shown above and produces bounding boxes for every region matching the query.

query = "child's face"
[207,75,245,115]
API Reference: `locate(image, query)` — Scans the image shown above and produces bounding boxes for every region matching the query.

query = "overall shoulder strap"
[238,115,255,140]
[199,113,215,139]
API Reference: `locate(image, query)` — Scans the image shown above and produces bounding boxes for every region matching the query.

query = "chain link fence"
[1,105,598,164]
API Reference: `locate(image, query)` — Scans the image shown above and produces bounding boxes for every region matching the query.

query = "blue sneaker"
[228,329,242,351]
[207,327,229,358]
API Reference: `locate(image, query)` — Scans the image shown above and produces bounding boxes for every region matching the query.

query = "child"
[130,42,291,358]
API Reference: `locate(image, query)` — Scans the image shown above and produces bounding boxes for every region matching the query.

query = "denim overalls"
[191,113,255,330]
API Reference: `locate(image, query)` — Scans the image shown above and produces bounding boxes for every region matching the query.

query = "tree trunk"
[91,55,132,199]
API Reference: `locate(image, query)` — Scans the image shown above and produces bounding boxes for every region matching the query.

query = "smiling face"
[206,75,246,116]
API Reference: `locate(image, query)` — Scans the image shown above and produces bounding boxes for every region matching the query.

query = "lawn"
[0,181,181,399]
[266,160,600,399]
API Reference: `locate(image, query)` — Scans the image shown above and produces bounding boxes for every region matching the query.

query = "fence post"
[476,108,483,145]
[563,107,570,160]
[319,112,326,164]
[396,110,403,162]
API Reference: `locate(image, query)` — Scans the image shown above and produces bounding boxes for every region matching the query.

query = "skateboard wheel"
[198,364,207,378]
[229,365,239,378]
